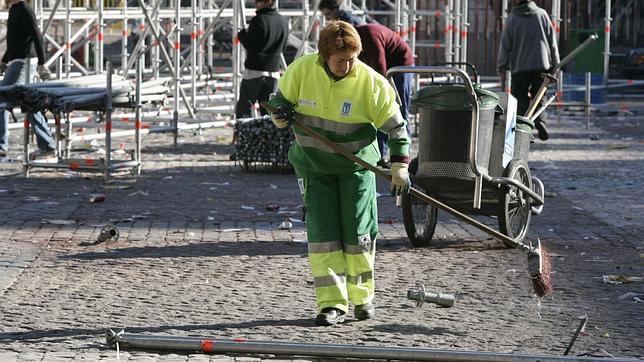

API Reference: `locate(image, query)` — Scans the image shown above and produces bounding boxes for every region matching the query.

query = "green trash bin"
[514,115,534,161]
[411,84,499,182]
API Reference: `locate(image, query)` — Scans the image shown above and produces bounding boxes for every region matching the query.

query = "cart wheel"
[498,159,532,246]
[402,184,438,247]
[402,158,438,247]
[531,176,544,216]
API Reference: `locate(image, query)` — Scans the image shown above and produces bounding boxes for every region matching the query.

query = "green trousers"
[302,169,378,313]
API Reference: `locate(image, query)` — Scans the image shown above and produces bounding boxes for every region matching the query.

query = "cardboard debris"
[602,274,643,284]
[42,219,76,225]
[607,275,642,283]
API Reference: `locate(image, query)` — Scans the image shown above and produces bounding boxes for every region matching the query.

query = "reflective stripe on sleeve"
[378,112,406,133]
[388,124,409,140]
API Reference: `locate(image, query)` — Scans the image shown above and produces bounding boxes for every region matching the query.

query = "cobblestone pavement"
[0,109,642,361]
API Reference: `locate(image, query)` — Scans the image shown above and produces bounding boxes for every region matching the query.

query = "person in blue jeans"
[0,0,54,159]
[0,60,55,159]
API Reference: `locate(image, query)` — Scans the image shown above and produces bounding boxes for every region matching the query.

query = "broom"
[261,101,552,296]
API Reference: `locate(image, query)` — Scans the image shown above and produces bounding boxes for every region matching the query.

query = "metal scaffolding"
[1,0,635,176]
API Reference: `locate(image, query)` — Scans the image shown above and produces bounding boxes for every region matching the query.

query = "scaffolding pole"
[603,0,612,86]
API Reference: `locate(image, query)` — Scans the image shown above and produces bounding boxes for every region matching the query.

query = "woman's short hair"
[318,21,362,60]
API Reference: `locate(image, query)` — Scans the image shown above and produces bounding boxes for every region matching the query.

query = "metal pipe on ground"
[104,330,639,362]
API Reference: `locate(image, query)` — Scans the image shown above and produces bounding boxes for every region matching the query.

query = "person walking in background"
[355,23,414,168]
[235,0,288,119]
[318,0,365,26]
[0,0,54,160]
[267,21,411,326]
[497,0,560,141]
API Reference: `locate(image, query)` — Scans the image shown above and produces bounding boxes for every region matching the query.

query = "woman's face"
[326,51,359,78]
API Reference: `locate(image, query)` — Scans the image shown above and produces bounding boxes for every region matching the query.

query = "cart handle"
[385,66,483,209]
[431,62,480,85]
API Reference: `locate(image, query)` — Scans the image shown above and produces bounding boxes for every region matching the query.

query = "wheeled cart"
[394,66,545,248]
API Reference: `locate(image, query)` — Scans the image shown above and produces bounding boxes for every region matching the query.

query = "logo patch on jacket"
[299,99,316,107]
[340,101,352,117]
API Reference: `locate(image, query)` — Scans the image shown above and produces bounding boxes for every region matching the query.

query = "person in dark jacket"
[318,0,365,27]
[0,0,54,160]
[497,0,560,141]
[235,0,288,119]
[355,23,414,168]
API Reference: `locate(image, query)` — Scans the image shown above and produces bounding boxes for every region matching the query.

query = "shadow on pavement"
[0,318,313,342]
[370,323,466,337]
[59,242,307,260]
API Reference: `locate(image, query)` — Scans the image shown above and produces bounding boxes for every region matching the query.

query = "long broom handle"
[524,73,558,119]
[260,101,537,254]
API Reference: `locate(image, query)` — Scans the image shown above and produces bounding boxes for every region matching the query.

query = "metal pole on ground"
[105,331,640,362]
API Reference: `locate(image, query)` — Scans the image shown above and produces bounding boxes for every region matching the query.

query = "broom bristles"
[531,246,553,297]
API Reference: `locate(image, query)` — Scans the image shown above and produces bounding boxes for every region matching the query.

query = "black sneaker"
[535,122,549,141]
[354,302,375,320]
[315,308,346,326]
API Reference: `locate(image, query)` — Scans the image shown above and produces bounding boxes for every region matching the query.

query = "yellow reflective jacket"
[270,53,410,176]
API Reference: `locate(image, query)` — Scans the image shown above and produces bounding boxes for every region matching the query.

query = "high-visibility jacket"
[270,53,410,177]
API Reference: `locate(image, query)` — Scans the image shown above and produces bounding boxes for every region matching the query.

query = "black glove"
[271,104,295,129]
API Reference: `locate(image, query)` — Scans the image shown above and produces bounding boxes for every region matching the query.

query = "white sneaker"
[29,149,56,160]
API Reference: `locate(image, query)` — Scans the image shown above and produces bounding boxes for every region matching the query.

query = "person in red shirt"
[355,23,414,168]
